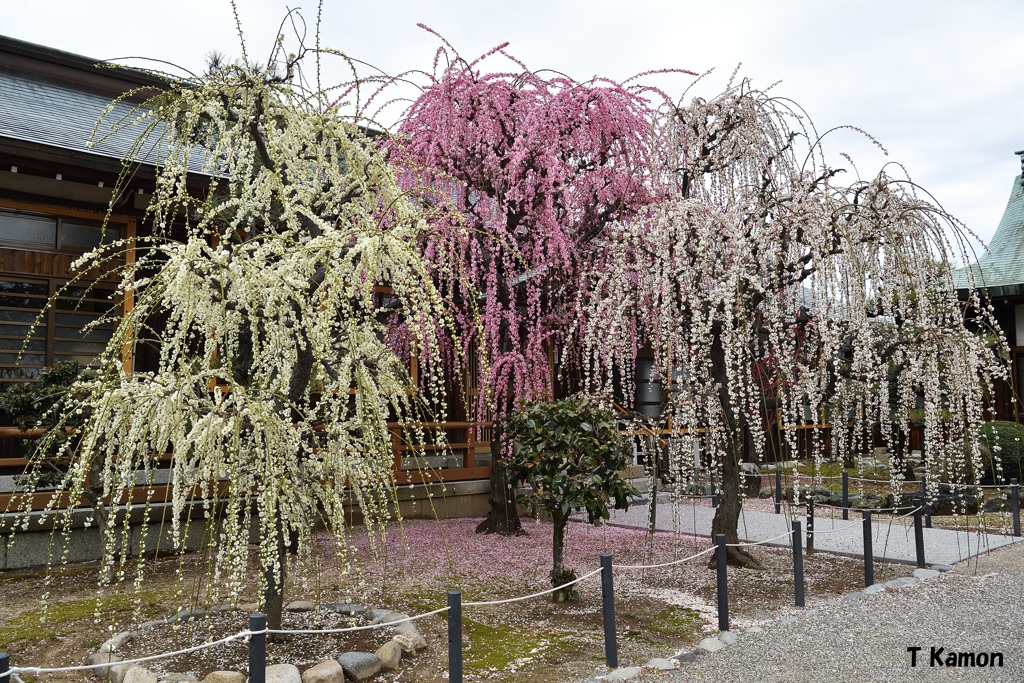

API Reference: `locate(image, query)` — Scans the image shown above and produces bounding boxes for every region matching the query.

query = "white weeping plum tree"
[579,78,1006,567]
[11,27,459,628]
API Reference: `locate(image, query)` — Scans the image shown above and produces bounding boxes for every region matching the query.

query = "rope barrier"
[463,567,603,606]
[7,629,256,675]
[894,505,924,520]
[612,545,716,570]
[725,529,795,548]
[806,519,865,535]
[268,606,450,635]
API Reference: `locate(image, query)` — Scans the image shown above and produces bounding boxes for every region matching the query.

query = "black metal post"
[248,613,266,683]
[0,653,9,683]
[842,471,849,521]
[921,475,932,528]
[913,507,926,568]
[792,520,804,607]
[1011,478,1021,538]
[775,468,782,514]
[806,499,814,554]
[863,510,874,587]
[715,533,729,632]
[600,553,618,668]
[448,590,463,683]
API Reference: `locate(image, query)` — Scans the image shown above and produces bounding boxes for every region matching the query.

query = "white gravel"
[658,543,1024,682]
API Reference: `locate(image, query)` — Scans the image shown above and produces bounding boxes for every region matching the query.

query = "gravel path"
[657,541,1024,683]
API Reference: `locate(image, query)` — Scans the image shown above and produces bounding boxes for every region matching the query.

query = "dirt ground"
[0,516,910,683]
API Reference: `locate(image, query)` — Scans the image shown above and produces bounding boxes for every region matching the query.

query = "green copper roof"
[956,151,1024,295]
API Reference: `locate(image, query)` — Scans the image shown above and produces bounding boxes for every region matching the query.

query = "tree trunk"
[550,509,574,601]
[475,400,525,536]
[709,332,764,569]
[263,516,288,633]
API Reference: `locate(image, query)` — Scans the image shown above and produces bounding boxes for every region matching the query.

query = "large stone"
[87,652,123,680]
[376,639,403,671]
[323,602,365,616]
[885,576,919,589]
[301,661,345,683]
[337,652,382,682]
[605,667,642,681]
[393,620,427,652]
[260,664,301,683]
[718,630,739,645]
[697,637,726,652]
[285,600,315,612]
[237,602,260,612]
[863,583,886,595]
[169,608,207,624]
[160,675,199,683]
[202,673,246,683]
[644,658,676,670]
[370,610,410,625]
[123,666,158,683]
[913,568,940,580]
[99,630,135,653]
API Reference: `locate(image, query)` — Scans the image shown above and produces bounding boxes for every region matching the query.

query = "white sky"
[3,0,1021,253]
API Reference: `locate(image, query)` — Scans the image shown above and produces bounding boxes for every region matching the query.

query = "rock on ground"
[261,664,301,683]
[301,660,345,683]
[202,673,246,683]
[376,639,403,671]
[123,667,158,683]
[337,652,382,682]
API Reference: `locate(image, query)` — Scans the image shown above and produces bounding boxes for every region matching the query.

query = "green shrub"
[977,420,1024,484]
[505,394,637,600]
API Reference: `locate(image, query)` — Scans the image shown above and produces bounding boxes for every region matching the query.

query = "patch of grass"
[463,616,573,674]
[646,605,702,640]
[0,592,164,644]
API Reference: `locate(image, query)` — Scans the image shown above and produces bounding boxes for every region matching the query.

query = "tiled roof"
[0,67,206,173]
[956,154,1024,295]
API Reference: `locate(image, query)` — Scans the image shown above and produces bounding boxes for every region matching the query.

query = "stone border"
[87,603,428,683]
[581,564,952,682]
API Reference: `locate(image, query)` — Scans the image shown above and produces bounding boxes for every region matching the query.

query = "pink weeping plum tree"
[386,30,678,535]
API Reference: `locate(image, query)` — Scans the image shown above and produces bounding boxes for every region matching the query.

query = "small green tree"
[505,395,637,601]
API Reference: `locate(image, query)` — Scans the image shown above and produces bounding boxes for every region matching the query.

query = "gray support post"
[1011,478,1021,538]
[248,613,266,683]
[715,534,729,632]
[792,520,805,607]
[448,590,463,683]
[921,475,932,528]
[600,553,618,668]
[775,468,782,514]
[842,471,849,521]
[648,450,660,533]
[806,499,814,554]
[0,653,8,683]
[913,507,926,568]
[863,510,874,587]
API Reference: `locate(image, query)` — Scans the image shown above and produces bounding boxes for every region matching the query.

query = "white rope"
[894,505,923,519]
[725,529,795,547]
[806,519,865,535]
[7,629,255,675]
[612,545,716,570]
[268,606,450,635]
[463,567,603,607]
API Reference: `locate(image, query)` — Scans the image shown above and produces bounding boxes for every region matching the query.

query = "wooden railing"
[0,421,494,512]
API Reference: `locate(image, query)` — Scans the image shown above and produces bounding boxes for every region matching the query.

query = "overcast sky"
[4,0,1021,254]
